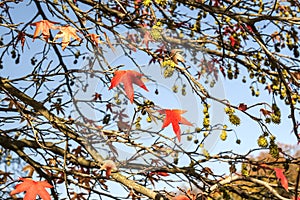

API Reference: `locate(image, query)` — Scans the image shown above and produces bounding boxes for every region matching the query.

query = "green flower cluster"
[224,106,241,126]
[271,103,281,124]
[202,104,210,129]
[269,136,279,159]
[150,22,163,40]
[161,59,176,78]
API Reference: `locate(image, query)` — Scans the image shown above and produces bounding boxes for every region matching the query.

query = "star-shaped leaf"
[31,20,59,41]
[160,109,192,142]
[53,25,81,50]
[10,178,53,200]
[109,70,149,103]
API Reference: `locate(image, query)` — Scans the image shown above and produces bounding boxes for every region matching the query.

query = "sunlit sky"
[2,0,299,172]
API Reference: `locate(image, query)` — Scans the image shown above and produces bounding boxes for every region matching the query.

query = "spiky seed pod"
[257,135,268,147]
[229,114,241,126]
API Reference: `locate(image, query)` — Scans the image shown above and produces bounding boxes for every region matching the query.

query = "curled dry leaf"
[0,170,13,184]
[22,164,35,177]
[86,33,103,46]
[16,31,26,51]
[238,103,247,111]
[260,108,272,116]
[170,49,185,64]
[100,160,117,178]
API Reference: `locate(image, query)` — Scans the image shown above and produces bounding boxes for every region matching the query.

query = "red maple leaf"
[160,109,193,142]
[274,168,288,191]
[30,20,59,41]
[238,103,247,111]
[10,178,53,200]
[53,25,81,50]
[109,70,149,103]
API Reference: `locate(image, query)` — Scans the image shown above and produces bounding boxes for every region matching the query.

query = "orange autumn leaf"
[86,33,102,46]
[31,20,59,41]
[53,25,81,50]
[109,70,149,103]
[159,109,193,142]
[274,168,289,191]
[10,178,53,200]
